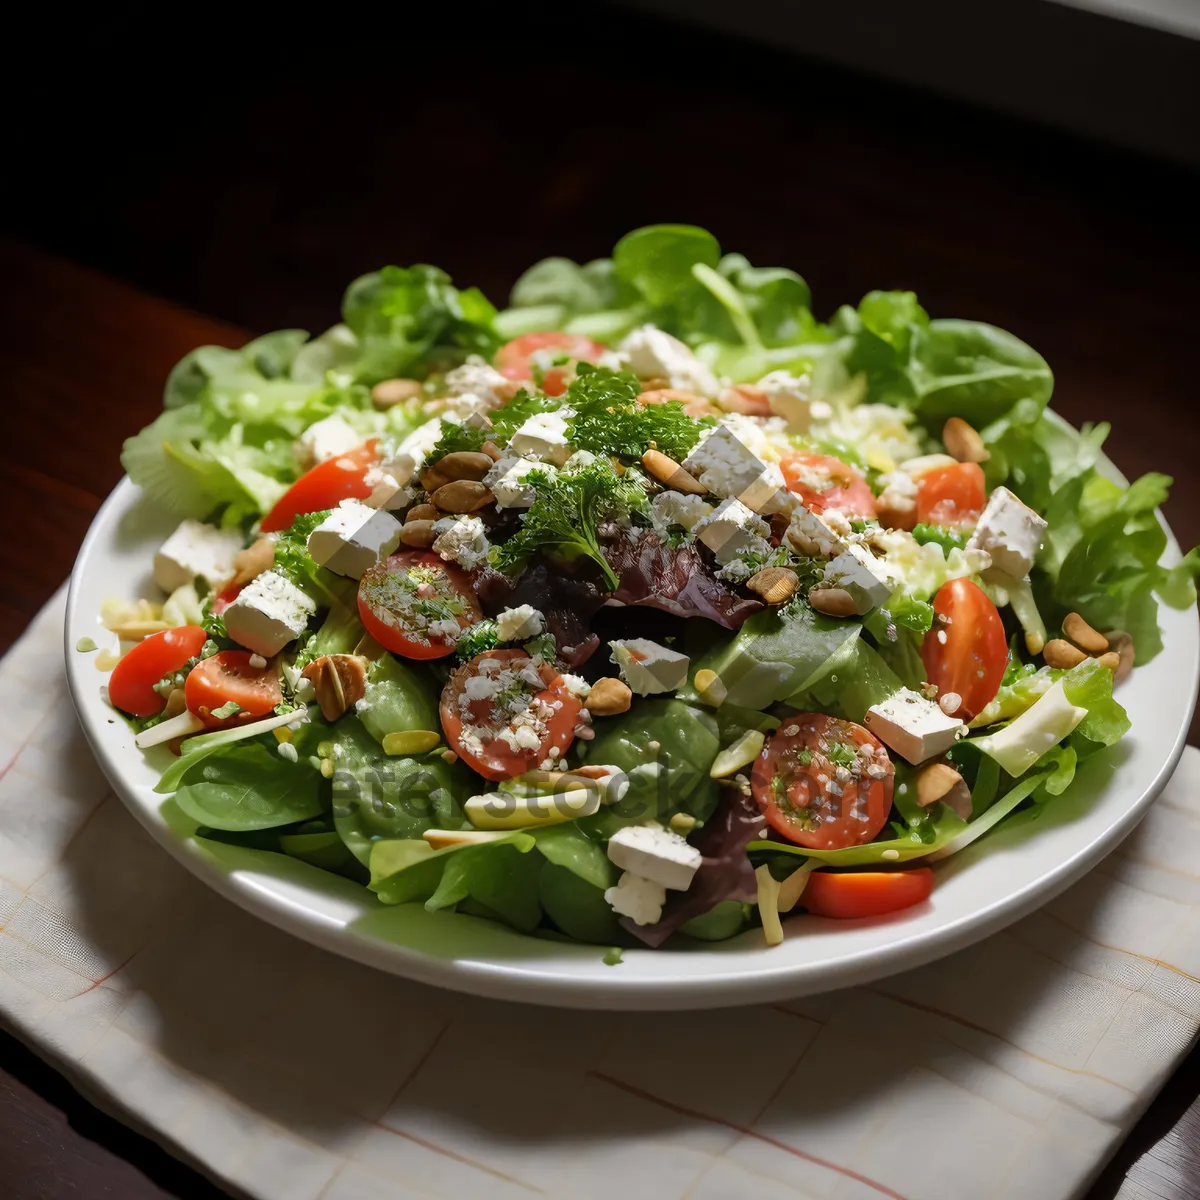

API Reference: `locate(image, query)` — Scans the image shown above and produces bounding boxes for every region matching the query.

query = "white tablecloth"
[2,590,1198,1200]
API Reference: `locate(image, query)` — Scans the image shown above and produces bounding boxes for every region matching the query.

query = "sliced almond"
[942,417,990,464]
[302,654,369,721]
[370,378,423,409]
[641,448,707,495]
[400,519,436,549]
[431,479,493,514]
[585,677,633,717]
[233,535,275,586]
[1043,638,1087,669]
[808,587,859,618]
[747,566,799,605]
[1063,612,1108,654]
[916,762,963,807]
[405,502,439,523]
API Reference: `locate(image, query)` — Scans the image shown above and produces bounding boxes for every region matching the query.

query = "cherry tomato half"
[184,650,283,728]
[357,551,482,660]
[915,462,986,529]
[494,332,606,397]
[921,578,1007,722]
[780,453,876,518]
[108,625,208,717]
[751,714,894,850]
[440,648,581,781]
[260,441,379,533]
[803,868,934,919]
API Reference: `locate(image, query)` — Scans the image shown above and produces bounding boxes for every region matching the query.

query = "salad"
[94,224,1199,954]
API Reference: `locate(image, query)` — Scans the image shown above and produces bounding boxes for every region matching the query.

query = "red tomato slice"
[184,650,284,728]
[780,453,876,518]
[260,441,378,533]
[108,625,209,717]
[357,551,482,660]
[802,868,934,919]
[211,580,244,616]
[440,649,581,781]
[915,462,986,528]
[750,714,894,850]
[494,332,606,397]
[921,578,1007,721]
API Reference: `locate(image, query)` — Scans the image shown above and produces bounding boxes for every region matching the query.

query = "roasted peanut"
[421,451,492,491]
[431,480,493,513]
[747,566,799,605]
[302,654,369,722]
[808,587,859,618]
[1063,612,1108,654]
[370,378,423,409]
[405,502,439,523]
[585,677,633,717]
[233,535,275,585]
[1043,638,1087,669]
[399,519,437,548]
[641,448,707,495]
[1105,630,1135,684]
[942,417,990,464]
[916,762,963,808]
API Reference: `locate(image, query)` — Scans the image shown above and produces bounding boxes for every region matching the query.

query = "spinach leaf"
[613,225,721,307]
[357,653,440,744]
[173,742,326,832]
[538,864,622,944]
[532,824,615,890]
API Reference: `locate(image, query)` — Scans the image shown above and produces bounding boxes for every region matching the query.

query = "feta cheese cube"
[650,490,713,532]
[756,370,831,432]
[604,871,666,926]
[562,449,598,473]
[496,604,545,642]
[295,415,363,468]
[822,544,893,612]
[432,516,490,571]
[693,497,772,566]
[737,462,795,516]
[485,456,556,508]
[609,638,690,695]
[682,424,768,501]
[366,418,443,509]
[507,411,572,466]
[864,688,964,764]
[442,355,510,411]
[153,519,243,593]
[785,505,848,559]
[967,486,1048,579]
[615,325,720,397]
[223,570,316,657]
[607,825,702,891]
[306,499,402,579]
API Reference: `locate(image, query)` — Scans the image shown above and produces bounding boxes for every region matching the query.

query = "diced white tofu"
[295,415,363,468]
[864,687,964,764]
[650,490,713,532]
[223,570,316,657]
[822,544,893,612]
[485,456,556,508]
[507,411,572,466]
[607,825,702,891]
[615,325,720,397]
[306,499,402,579]
[496,604,545,642]
[432,516,490,571]
[682,424,768,501]
[785,505,848,559]
[604,871,666,926]
[366,418,444,509]
[153,519,243,593]
[966,486,1048,579]
[609,638,690,696]
[975,680,1087,777]
[756,370,831,432]
[692,497,772,566]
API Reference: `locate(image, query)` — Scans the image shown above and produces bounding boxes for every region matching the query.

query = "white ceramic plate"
[65,473,1198,1010]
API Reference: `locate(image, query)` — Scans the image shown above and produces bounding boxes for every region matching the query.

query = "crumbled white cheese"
[442,355,510,410]
[432,516,491,571]
[496,605,545,642]
[295,414,363,468]
[485,456,556,508]
[507,411,573,466]
[756,370,832,432]
[607,825,702,891]
[822,544,894,612]
[614,324,720,396]
[785,505,848,559]
[560,674,591,699]
[693,497,772,566]
[650,490,713,533]
[966,486,1048,579]
[604,871,666,926]
[875,470,919,520]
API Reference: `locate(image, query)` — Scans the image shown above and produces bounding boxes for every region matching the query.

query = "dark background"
[3,10,1199,1197]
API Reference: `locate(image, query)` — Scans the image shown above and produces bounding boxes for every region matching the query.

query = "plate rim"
[64,470,1199,1010]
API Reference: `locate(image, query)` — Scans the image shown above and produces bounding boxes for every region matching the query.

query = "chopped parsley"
[824,741,858,770]
[427,389,560,463]
[456,619,500,661]
[210,701,243,719]
[490,458,647,589]
[912,523,967,555]
[564,364,712,461]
